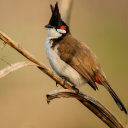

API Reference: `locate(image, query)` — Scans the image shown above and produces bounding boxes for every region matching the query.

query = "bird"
[44,2,127,114]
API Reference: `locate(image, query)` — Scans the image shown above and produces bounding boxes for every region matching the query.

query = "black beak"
[45,24,53,28]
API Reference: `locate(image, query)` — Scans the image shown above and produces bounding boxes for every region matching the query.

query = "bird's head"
[45,2,70,39]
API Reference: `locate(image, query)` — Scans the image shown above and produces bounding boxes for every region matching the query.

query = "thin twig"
[0,61,37,78]
[0,42,6,50]
[0,56,11,66]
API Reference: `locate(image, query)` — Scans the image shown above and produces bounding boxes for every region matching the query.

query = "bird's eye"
[60,26,66,30]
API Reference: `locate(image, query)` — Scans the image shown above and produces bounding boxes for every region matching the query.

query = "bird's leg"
[61,76,67,85]
[56,76,79,93]
[61,76,79,93]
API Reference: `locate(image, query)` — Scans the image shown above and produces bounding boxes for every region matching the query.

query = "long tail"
[97,74,127,114]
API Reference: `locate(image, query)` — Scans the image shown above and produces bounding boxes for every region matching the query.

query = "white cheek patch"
[47,28,62,39]
[57,29,66,34]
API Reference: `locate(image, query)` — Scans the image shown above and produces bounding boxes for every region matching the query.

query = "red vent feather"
[95,76,102,85]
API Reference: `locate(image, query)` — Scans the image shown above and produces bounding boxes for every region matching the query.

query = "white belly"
[45,37,87,87]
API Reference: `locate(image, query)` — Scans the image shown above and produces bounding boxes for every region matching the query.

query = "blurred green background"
[0,0,128,128]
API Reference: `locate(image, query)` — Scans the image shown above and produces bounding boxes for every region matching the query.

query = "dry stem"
[0,30,124,128]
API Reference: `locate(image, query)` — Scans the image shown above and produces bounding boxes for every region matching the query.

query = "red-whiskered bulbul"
[44,2,127,114]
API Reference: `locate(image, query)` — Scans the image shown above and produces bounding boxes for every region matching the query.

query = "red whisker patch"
[60,26,66,30]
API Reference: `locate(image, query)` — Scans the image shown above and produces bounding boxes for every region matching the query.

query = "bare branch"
[47,89,124,128]
[59,0,73,25]
[0,61,37,78]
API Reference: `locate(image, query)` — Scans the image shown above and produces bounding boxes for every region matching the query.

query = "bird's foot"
[61,76,67,85]
[56,82,58,87]
[56,76,67,87]
[72,85,79,93]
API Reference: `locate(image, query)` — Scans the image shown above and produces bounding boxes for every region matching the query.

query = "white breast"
[45,37,87,88]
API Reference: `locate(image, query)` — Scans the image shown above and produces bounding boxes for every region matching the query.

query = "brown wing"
[57,34,101,90]
[54,34,127,113]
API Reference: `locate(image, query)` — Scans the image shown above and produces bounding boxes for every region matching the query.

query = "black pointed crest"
[50,5,54,13]
[46,2,70,34]
[48,2,62,27]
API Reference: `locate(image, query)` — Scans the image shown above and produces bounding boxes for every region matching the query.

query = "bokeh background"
[0,0,128,128]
